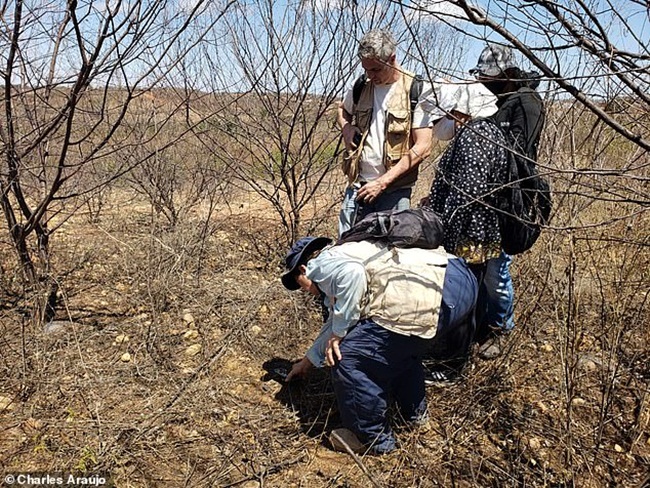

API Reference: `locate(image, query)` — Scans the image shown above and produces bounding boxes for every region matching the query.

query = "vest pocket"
[385,109,411,162]
[355,108,372,132]
[386,109,410,134]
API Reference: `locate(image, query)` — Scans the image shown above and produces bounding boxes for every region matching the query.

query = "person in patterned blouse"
[424,118,508,268]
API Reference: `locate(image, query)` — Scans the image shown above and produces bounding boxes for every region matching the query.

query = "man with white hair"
[337,29,456,236]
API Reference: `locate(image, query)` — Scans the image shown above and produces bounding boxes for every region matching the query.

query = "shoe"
[329,428,366,454]
[404,413,431,432]
[478,330,509,360]
[423,367,459,387]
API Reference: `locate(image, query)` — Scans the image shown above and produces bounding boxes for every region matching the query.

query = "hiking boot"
[329,428,366,454]
[478,330,509,360]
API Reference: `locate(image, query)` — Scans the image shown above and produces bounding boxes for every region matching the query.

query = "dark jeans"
[332,320,430,453]
[331,259,478,452]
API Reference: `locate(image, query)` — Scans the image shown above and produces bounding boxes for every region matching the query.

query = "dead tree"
[0,0,235,324]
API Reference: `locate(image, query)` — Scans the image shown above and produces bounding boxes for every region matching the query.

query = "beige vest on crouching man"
[342,71,419,189]
[335,241,449,339]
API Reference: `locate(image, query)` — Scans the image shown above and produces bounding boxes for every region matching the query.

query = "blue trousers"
[338,185,411,236]
[480,251,515,331]
[331,258,477,453]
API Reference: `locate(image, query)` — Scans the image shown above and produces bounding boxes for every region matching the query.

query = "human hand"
[342,124,361,150]
[356,179,386,204]
[325,335,343,367]
[285,357,313,382]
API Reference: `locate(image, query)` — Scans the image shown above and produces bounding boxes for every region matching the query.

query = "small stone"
[0,395,15,412]
[529,437,541,450]
[537,401,549,414]
[183,330,199,340]
[115,334,129,344]
[614,444,624,453]
[44,320,73,334]
[120,352,132,362]
[571,397,586,407]
[22,418,44,433]
[182,313,195,325]
[250,325,262,336]
[185,344,202,356]
[540,343,553,352]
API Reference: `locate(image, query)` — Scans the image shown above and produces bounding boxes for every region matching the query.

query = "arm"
[357,126,432,202]
[337,103,358,151]
[301,254,367,367]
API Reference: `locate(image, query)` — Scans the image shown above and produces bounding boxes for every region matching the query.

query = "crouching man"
[281,236,477,454]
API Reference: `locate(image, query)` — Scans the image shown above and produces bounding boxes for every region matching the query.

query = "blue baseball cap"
[281,237,332,290]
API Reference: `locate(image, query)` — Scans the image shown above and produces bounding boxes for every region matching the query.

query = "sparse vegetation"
[1,1,648,487]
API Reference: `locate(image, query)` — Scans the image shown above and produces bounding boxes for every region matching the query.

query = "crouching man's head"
[281,237,332,295]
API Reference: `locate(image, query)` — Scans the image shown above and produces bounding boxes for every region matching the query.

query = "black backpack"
[352,73,424,117]
[493,130,552,255]
[337,207,445,250]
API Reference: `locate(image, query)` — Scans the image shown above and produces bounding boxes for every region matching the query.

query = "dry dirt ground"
[0,189,648,487]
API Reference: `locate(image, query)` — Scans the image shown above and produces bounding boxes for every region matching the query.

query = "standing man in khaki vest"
[337,29,456,235]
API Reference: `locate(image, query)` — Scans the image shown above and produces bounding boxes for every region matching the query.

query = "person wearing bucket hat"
[280,236,478,454]
[424,44,545,361]
[470,44,546,360]
[470,44,518,78]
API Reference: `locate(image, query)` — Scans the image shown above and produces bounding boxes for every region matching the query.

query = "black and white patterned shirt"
[425,119,508,264]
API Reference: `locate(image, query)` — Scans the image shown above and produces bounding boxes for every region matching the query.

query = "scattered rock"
[614,444,624,453]
[183,330,199,340]
[540,343,553,352]
[250,325,262,336]
[0,395,15,412]
[22,418,44,434]
[120,352,132,362]
[536,401,549,414]
[185,344,202,356]
[578,356,599,372]
[44,320,75,334]
[115,334,129,344]
[183,313,196,326]
[571,397,586,407]
[529,437,541,450]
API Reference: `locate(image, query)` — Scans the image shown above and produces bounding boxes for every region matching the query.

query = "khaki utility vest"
[334,241,449,339]
[342,71,419,189]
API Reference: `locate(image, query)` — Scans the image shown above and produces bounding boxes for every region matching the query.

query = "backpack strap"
[409,74,424,121]
[352,74,367,106]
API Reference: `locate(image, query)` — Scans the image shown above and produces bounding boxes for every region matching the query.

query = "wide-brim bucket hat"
[281,236,332,290]
[469,44,518,77]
